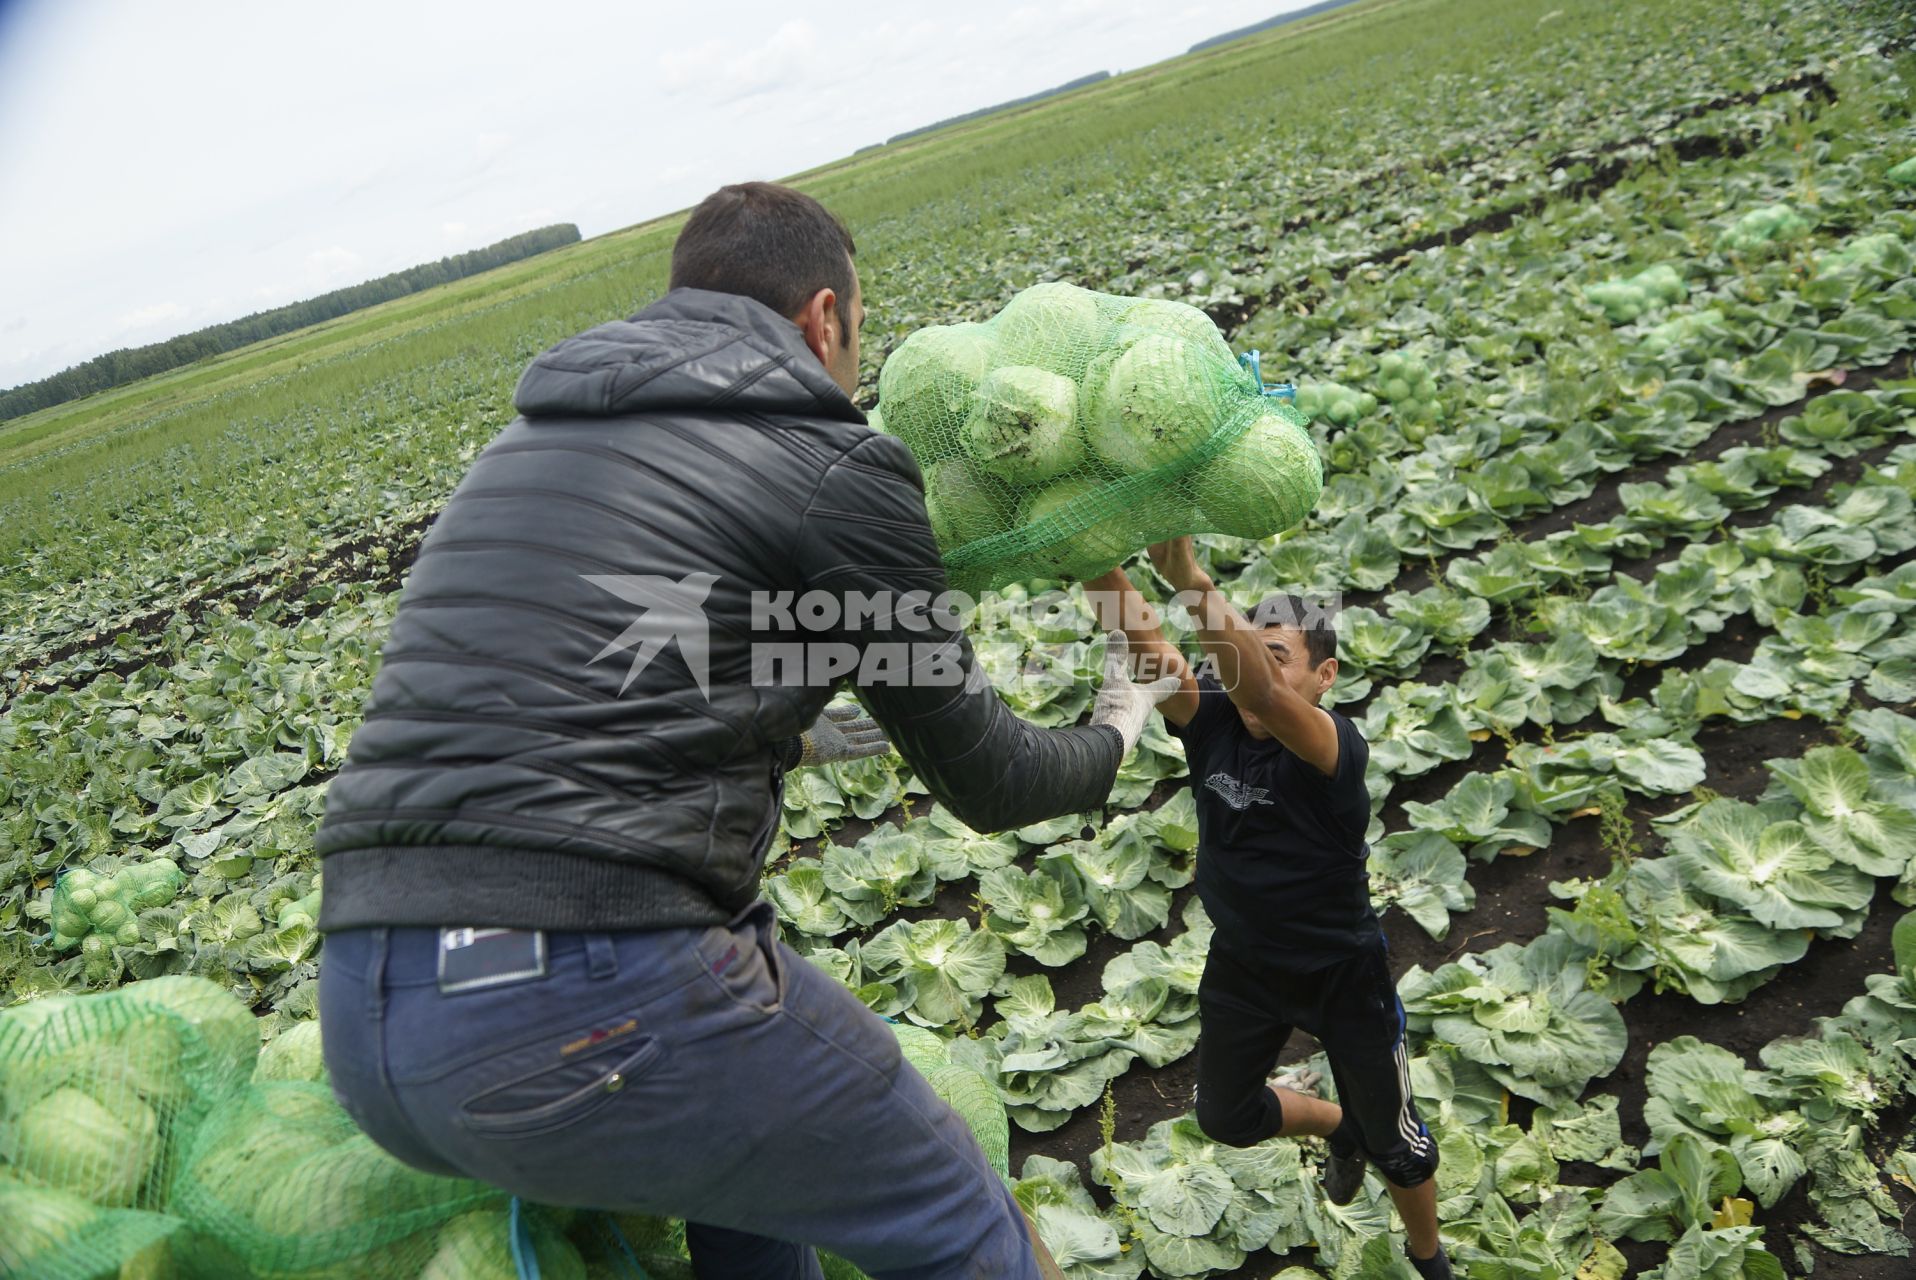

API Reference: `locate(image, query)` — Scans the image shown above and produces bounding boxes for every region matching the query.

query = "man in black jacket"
[316,182,1174,1279]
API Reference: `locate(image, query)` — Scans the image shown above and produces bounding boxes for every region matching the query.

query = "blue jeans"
[317,900,1037,1280]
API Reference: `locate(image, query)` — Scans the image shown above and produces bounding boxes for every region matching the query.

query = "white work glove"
[797,702,892,767]
[1270,1066,1325,1096]
[1089,631,1182,756]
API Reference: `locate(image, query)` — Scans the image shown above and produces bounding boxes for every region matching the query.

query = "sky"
[0,0,1305,392]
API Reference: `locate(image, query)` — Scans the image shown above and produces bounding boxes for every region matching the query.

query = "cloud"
[114,301,187,333]
[657,19,818,105]
[441,220,469,239]
[305,246,361,287]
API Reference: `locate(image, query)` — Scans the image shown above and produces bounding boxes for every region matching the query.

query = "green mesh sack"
[0,980,262,1278]
[0,1172,181,1280]
[924,1062,1009,1180]
[891,1022,950,1078]
[881,1022,1007,1177]
[47,857,186,982]
[168,1080,501,1279]
[415,1205,587,1280]
[0,978,259,1224]
[574,1214,697,1280]
[875,282,1322,593]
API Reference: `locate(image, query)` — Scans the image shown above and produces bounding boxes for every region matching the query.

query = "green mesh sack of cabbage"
[0,1173,179,1280]
[873,282,1321,593]
[0,977,263,1278]
[47,857,186,983]
[167,1079,502,1278]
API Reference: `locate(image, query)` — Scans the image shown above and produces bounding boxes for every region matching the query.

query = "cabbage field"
[5,0,1916,1275]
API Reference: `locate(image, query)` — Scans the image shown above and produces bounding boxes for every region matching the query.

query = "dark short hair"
[1247,593,1337,666]
[670,182,857,332]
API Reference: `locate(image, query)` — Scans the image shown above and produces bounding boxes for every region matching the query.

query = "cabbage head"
[961,366,1083,482]
[0,1175,100,1271]
[876,324,995,455]
[418,1208,587,1280]
[120,974,260,1083]
[1196,410,1324,539]
[1085,333,1231,474]
[13,1084,160,1206]
[1115,297,1236,365]
[990,282,1110,381]
[253,1020,329,1085]
[1023,478,1135,581]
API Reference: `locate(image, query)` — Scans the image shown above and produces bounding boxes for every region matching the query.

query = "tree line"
[883,72,1112,146]
[2,224,582,422]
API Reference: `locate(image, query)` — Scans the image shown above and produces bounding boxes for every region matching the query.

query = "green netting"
[924,1063,1010,1180]
[891,1022,949,1077]
[168,1080,501,1278]
[0,1173,181,1280]
[0,979,256,1213]
[0,979,260,1278]
[886,1021,1006,1175]
[416,1205,586,1280]
[578,1214,696,1279]
[47,858,186,983]
[873,281,1322,593]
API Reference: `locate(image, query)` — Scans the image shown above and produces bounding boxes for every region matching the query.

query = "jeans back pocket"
[458,1026,666,1140]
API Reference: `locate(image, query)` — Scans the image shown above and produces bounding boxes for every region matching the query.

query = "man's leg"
[1191,943,1300,1147]
[1312,950,1448,1276]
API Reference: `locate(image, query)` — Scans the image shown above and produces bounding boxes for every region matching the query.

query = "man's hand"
[1089,631,1182,755]
[797,702,892,767]
[1148,536,1208,594]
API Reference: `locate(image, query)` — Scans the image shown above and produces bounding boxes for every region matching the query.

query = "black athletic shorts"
[1191,936,1439,1188]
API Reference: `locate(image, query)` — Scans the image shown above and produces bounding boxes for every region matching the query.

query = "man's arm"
[1085,567,1200,727]
[1148,538,1340,778]
[793,433,1128,833]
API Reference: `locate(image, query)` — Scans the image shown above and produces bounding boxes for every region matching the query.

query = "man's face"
[1235,625,1336,740]
[829,267,865,395]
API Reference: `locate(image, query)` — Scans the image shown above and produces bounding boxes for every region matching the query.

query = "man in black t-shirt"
[1088,538,1452,1280]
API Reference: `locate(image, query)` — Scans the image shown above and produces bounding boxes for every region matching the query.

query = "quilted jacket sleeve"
[793,432,1123,833]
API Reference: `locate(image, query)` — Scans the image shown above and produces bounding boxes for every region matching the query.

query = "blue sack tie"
[1237,349,1296,400]
[510,1197,541,1280]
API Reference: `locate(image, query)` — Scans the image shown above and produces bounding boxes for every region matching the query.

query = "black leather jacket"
[316,288,1122,932]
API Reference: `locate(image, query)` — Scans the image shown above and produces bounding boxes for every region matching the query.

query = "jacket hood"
[512,287,867,424]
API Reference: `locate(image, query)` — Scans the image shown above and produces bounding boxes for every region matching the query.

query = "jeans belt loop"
[368,926,391,1022]
[585,932,618,980]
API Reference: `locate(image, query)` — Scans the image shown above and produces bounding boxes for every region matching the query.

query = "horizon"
[0,0,1315,395]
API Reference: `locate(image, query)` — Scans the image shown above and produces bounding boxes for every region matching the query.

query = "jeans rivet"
[605,1073,625,1093]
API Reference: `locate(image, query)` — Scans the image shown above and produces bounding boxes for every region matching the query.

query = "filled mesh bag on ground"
[0,978,267,1278]
[46,858,186,983]
[874,282,1321,592]
[167,1080,501,1279]
[0,1172,181,1280]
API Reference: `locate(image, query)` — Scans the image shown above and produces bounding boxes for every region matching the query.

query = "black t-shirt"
[1167,673,1380,970]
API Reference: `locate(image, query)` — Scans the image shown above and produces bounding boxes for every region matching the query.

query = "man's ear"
[794,287,841,368]
[1316,657,1338,696]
